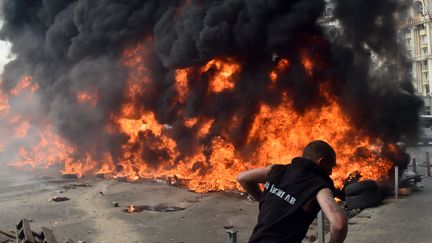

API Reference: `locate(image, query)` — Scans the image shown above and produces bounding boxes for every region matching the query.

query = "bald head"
[302,140,336,174]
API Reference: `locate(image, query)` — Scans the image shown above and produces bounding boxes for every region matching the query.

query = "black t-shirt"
[249,157,335,243]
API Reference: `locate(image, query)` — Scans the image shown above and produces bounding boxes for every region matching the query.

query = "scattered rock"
[75,183,91,187]
[112,202,119,207]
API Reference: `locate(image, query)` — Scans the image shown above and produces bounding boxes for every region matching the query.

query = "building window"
[418,23,426,31]
[424,72,429,80]
[421,35,427,44]
[424,60,429,67]
[425,84,430,94]
[406,37,412,46]
[425,106,431,115]
[415,1,424,15]
[400,8,409,20]
[423,47,428,55]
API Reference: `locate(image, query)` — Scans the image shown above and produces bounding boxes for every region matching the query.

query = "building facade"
[398,0,432,98]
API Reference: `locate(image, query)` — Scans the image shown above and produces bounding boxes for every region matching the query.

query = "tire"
[344,180,379,196]
[346,190,382,210]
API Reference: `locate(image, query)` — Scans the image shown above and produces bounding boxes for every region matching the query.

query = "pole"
[317,210,325,243]
[412,157,417,174]
[395,166,399,200]
[226,229,238,243]
[427,152,431,177]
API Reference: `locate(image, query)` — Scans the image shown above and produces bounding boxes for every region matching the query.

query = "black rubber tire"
[344,180,379,196]
[346,190,382,210]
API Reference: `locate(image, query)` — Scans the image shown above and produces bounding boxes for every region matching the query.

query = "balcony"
[398,16,430,28]
[413,54,431,61]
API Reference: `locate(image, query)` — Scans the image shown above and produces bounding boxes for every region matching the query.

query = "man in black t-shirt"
[237,140,348,243]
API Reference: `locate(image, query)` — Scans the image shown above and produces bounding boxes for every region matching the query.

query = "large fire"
[0,42,395,193]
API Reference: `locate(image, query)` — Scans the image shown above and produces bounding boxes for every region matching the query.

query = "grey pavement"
[343,176,432,243]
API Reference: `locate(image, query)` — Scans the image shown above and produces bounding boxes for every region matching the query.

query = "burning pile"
[0,0,423,192]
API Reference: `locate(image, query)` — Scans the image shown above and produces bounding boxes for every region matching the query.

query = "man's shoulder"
[269,164,293,174]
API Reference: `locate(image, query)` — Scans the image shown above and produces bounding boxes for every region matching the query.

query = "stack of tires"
[344,180,382,210]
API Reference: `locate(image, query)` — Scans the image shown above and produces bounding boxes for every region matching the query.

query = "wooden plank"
[41,227,57,243]
[16,219,36,243]
[0,229,16,239]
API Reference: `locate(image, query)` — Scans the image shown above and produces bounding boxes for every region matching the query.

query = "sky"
[0,15,13,75]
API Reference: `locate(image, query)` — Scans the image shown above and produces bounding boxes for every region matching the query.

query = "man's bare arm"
[236,165,273,201]
[316,188,348,243]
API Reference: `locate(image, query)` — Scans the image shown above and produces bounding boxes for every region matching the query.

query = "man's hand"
[236,165,273,201]
[316,188,348,243]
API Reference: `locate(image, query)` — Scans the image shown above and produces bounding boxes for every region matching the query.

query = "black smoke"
[0,0,423,167]
[330,0,423,142]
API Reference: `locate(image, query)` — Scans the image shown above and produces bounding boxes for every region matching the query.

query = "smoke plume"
[0,0,423,169]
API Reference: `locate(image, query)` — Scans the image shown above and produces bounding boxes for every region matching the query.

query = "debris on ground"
[50,196,70,202]
[124,204,186,213]
[62,183,92,190]
[116,176,128,182]
[16,218,63,243]
[0,229,16,241]
[62,174,78,180]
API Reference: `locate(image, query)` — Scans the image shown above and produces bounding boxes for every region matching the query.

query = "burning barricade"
[0,0,424,216]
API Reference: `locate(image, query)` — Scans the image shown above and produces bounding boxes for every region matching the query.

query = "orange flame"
[10,76,39,96]
[2,42,396,193]
[127,205,135,213]
[175,68,191,103]
[202,58,241,93]
[76,90,98,107]
[269,58,290,85]
[0,92,9,112]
